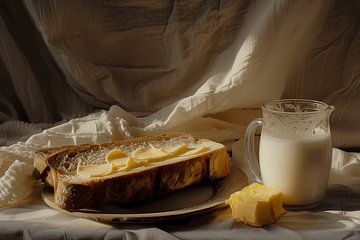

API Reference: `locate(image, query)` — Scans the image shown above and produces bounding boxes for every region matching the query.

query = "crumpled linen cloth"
[1,106,359,208]
[0,108,359,239]
[0,197,359,240]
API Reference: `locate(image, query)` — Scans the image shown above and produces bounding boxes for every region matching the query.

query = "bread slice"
[41,133,230,210]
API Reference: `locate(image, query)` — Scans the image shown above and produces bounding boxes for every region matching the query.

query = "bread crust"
[33,144,91,187]
[38,133,230,210]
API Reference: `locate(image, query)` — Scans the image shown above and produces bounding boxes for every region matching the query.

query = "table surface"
[0,185,359,240]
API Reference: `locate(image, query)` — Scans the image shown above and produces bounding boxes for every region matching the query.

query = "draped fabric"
[1,0,360,147]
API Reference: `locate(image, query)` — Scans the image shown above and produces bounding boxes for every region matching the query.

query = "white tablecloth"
[0,185,359,240]
[0,107,359,240]
[0,120,359,240]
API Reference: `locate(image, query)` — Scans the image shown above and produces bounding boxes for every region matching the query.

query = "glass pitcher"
[245,99,335,208]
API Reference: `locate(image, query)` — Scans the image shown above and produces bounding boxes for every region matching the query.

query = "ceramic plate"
[42,164,247,223]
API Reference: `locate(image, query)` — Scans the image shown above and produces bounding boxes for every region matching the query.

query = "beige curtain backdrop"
[0,0,359,147]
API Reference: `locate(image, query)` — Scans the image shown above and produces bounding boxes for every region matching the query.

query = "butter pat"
[78,143,212,177]
[162,144,189,156]
[78,163,114,178]
[106,149,127,161]
[226,183,286,227]
[106,149,128,168]
[132,145,169,162]
[181,146,209,156]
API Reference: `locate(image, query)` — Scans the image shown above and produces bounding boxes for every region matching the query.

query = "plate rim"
[41,185,229,223]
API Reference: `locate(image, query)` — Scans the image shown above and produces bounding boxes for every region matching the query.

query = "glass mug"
[245,99,335,208]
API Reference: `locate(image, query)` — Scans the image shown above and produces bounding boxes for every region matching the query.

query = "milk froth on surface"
[259,133,332,205]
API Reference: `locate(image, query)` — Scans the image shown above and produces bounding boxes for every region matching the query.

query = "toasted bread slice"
[41,133,230,210]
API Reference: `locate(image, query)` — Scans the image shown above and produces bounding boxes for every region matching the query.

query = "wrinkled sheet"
[0,110,359,240]
[0,190,359,240]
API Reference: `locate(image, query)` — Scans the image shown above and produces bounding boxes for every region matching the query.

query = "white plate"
[42,165,247,223]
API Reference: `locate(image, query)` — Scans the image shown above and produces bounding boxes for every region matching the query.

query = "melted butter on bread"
[132,144,169,162]
[226,183,286,227]
[121,144,170,171]
[123,156,137,170]
[161,144,189,156]
[77,163,114,178]
[181,146,209,156]
[77,143,212,177]
[106,149,127,161]
[111,157,129,168]
[106,149,128,168]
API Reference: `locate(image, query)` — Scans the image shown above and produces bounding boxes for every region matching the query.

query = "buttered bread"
[34,133,230,210]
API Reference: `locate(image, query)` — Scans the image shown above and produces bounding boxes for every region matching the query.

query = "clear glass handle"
[244,118,263,183]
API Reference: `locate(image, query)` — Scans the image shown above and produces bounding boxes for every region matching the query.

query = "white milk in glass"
[259,133,332,206]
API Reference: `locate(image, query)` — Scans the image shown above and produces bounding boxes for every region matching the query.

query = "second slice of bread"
[44,133,230,210]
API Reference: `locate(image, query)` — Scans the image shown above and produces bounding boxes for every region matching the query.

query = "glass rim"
[262,99,333,115]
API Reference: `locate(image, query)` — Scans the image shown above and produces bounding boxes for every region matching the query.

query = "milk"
[259,133,332,206]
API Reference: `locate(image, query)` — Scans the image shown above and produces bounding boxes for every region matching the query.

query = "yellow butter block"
[226,183,286,227]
